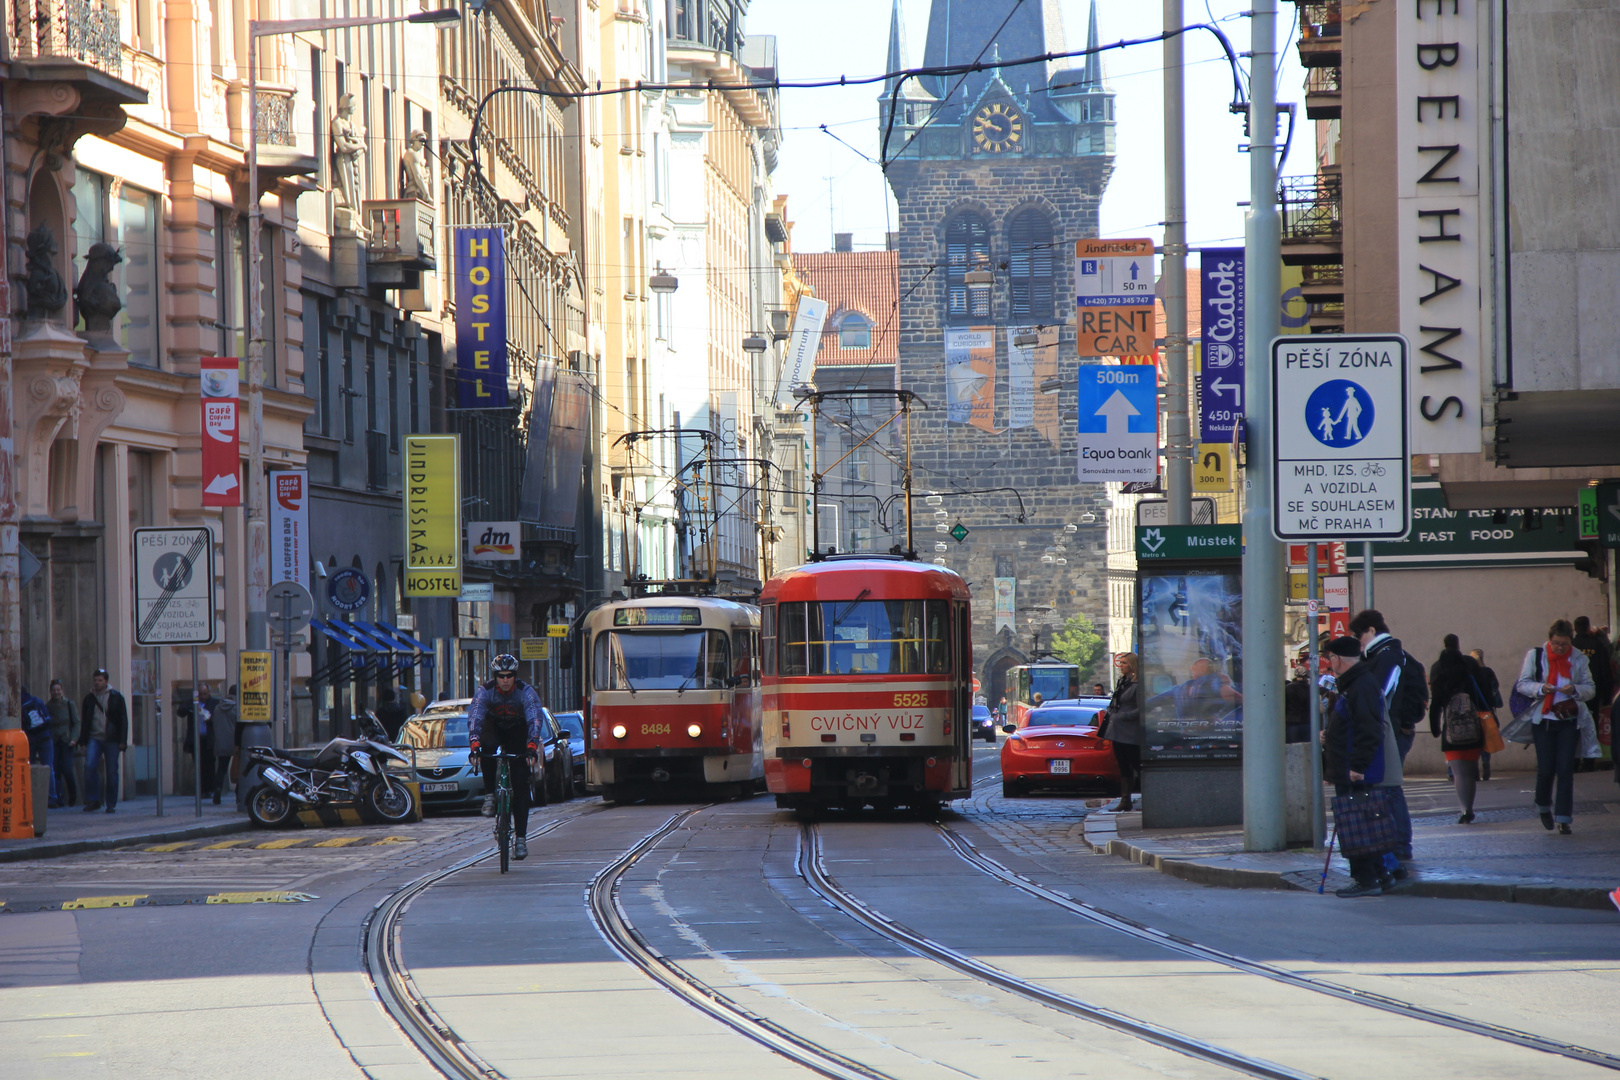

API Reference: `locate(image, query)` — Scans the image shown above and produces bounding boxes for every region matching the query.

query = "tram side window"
[926,601,950,674]
[733,628,757,685]
[761,603,776,677]
[778,600,808,676]
[704,630,732,689]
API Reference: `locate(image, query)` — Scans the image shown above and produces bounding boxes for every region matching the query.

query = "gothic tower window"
[1007,208,1055,321]
[945,212,990,323]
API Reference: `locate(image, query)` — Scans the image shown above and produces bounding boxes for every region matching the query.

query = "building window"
[1007,208,1055,320]
[215,209,247,359]
[838,313,871,350]
[945,212,991,323]
[844,451,870,485]
[72,171,162,368]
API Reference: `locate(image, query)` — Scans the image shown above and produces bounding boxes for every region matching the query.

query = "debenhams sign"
[1397,0,1483,455]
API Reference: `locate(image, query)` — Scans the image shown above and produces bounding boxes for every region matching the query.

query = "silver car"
[398,699,575,813]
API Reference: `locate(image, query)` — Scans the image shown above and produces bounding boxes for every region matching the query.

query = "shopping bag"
[1499,711,1535,746]
[1329,787,1401,857]
[1479,710,1506,755]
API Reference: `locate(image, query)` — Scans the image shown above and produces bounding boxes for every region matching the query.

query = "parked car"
[552,710,587,783]
[998,699,1120,798]
[971,703,998,743]
[397,699,574,812]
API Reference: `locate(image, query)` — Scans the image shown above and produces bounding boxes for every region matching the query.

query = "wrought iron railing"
[256,89,296,147]
[1306,67,1341,94]
[11,0,123,76]
[1301,262,1344,287]
[1299,3,1342,40]
[1279,174,1342,242]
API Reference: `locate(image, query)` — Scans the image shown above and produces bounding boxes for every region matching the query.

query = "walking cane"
[1318,824,1338,895]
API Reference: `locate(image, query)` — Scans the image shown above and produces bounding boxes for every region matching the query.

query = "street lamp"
[742,334,769,354]
[649,266,680,294]
[244,8,462,649]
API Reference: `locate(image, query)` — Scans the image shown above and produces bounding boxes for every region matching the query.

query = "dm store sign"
[455,227,508,408]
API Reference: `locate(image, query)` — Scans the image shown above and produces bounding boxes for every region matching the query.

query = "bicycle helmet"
[491,654,520,677]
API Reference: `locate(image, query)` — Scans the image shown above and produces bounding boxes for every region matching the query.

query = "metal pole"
[903,397,915,555]
[154,647,163,817]
[1241,0,1287,852]
[0,95,18,737]
[246,30,267,655]
[191,645,202,817]
[1163,0,1192,525]
[1362,540,1374,609]
[1306,543,1324,849]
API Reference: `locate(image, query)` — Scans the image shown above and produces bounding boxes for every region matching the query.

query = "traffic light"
[1574,539,1608,580]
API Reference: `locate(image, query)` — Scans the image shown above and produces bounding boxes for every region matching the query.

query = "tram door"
[952,600,972,793]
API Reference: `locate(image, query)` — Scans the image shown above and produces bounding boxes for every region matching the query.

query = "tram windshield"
[593,629,732,691]
[773,599,949,676]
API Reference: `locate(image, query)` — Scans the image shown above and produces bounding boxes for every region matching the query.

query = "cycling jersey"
[467,679,545,750]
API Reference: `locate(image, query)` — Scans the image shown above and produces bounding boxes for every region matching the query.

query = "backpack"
[1441,691,1481,745]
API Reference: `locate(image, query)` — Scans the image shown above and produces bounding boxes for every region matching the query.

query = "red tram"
[761,556,973,813]
[583,596,763,801]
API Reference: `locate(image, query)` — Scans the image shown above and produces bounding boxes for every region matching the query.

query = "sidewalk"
[1083,771,1620,910]
[0,793,250,863]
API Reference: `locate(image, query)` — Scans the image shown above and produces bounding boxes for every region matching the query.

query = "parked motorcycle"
[244,714,415,827]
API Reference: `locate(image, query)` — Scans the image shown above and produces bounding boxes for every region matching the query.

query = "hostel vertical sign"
[455,227,508,408]
[199,357,240,506]
[404,434,461,597]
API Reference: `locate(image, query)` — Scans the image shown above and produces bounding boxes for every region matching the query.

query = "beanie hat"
[1325,636,1362,658]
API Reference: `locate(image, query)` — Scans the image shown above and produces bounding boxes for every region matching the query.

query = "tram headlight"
[611,724,628,739]
[687,723,703,738]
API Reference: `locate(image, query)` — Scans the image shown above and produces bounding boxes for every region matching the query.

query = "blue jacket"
[467,680,545,748]
[20,691,49,733]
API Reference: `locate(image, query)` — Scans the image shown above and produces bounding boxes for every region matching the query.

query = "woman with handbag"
[1514,620,1595,834]
[1322,636,1402,897]
[1099,653,1142,812]
[1428,635,1486,823]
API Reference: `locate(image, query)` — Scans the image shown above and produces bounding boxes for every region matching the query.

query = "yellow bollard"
[0,730,35,839]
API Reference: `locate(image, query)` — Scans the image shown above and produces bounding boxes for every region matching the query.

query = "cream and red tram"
[583,596,763,800]
[761,556,973,812]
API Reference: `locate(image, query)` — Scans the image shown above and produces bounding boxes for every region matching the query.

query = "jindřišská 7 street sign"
[1271,334,1411,542]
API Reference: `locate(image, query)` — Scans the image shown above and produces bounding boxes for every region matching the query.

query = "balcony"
[253,87,318,180]
[1296,3,1342,69]
[1278,173,1342,265]
[9,0,147,109]
[1304,66,1341,121]
[1299,262,1343,304]
[364,200,437,269]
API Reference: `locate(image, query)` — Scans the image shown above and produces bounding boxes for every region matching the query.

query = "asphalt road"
[3,741,1616,1080]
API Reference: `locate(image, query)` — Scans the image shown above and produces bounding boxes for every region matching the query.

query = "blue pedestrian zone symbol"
[1306,379,1375,448]
[1075,368,1158,434]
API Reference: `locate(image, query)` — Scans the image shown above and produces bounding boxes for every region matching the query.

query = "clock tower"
[880,0,1119,701]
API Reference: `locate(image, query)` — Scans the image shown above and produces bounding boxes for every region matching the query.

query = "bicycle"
[473,750,524,873]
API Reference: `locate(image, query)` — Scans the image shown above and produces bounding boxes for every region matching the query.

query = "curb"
[0,816,253,864]
[1082,814,1615,911]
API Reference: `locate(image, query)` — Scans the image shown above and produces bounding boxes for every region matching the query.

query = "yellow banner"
[239,651,272,722]
[519,637,549,661]
[404,435,461,597]
[547,623,571,638]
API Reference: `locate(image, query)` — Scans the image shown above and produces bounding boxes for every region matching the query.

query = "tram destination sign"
[1271,334,1411,542]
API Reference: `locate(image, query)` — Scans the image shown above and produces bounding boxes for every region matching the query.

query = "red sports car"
[999,699,1121,798]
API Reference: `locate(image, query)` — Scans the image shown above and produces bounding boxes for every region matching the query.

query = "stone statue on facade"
[331,93,366,209]
[74,243,124,334]
[23,224,69,321]
[400,129,432,201]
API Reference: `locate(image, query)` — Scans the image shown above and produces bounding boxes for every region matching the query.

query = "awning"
[353,620,414,653]
[341,622,397,653]
[312,620,369,651]
[378,622,434,654]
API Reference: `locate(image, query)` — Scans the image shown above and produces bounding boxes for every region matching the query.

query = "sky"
[748,0,1314,256]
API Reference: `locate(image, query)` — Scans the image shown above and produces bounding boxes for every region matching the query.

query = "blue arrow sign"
[1076,367,1158,435]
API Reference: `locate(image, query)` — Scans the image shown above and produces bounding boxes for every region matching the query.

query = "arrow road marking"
[1141,528,1166,553]
[1094,389,1141,435]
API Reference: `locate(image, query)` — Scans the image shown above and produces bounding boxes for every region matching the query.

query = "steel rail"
[799,825,1320,1080]
[363,810,598,1080]
[586,809,896,1080]
[935,822,1620,1072]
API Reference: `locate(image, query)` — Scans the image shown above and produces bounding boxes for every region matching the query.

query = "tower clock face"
[972,103,1023,154]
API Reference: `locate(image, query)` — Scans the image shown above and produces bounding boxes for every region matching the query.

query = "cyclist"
[467,654,544,860]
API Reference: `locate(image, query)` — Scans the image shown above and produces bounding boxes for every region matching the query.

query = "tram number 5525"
[892,693,928,708]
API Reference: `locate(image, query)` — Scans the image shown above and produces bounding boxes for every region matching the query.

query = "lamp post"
[243,8,460,652]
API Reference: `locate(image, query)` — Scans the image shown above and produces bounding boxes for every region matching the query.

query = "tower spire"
[1081,0,1104,90]
[885,0,909,96]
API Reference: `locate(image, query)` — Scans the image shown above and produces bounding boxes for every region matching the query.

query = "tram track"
[797,823,1322,1080]
[934,819,1620,1072]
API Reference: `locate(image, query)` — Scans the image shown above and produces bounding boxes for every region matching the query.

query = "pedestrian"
[1099,652,1142,812]
[1321,635,1403,897]
[1428,635,1486,823]
[375,686,410,742]
[1515,619,1594,835]
[1091,682,1106,696]
[77,669,129,813]
[1284,647,1313,744]
[1469,649,1503,781]
[1349,609,1425,873]
[45,679,78,807]
[997,696,1009,725]
[207,687,239,804]
[21,686,53,803]
[180,683,223,801]
[1571,616,1613,773]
